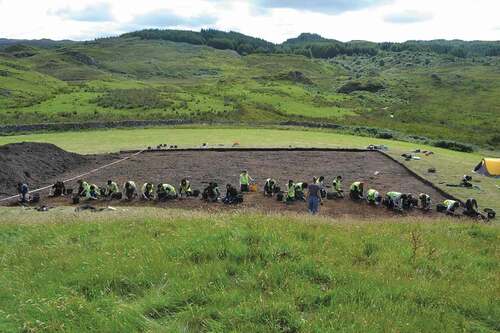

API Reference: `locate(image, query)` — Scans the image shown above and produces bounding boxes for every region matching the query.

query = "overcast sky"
[0,0,499,42]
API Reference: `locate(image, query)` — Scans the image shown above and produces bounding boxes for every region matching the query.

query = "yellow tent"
[473,158,500,177]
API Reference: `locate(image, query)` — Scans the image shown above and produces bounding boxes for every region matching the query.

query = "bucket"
[249,184,258,192]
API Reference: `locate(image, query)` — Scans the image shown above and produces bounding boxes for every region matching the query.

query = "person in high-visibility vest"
[179,178,193,197]
[157,183,177,202]
[239,170,254,192]
[294,182,308,201]
[442,199,460,215]
[142,182,155,200]
[332,176,344,198]
[123,181,137,201]
[384,191,406,211]
[285,180,296,203]
[264,178,277,196]
[106,180,121,200]
[366,189,382,205]
[419,193,432,211]
[349,181,364,201]
[77,180,90,198]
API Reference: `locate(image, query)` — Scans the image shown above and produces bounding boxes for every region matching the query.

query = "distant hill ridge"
[121,29,500,58]
[2,29,499,58]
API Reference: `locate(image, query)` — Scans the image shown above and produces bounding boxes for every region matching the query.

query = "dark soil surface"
[0,142,118,196]
[2,148,448,218]
[0,143,83,195]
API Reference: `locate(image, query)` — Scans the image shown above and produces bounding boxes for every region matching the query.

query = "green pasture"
[0,209,498,332]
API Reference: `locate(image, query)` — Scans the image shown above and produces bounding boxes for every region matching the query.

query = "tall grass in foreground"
[0,209,498,332]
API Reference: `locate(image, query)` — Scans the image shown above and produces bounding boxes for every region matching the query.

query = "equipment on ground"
[484,208,496,219]
[30,193,40,204]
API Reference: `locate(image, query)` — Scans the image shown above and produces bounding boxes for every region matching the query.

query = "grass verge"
[0,208,498,332]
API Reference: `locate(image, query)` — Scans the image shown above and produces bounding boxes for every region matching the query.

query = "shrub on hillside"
[337,80,385,94]
[487,134,500,147]
[93,89,172,110]
[376,132,393,139]
[207,38,235,50]
[433,140,474,152]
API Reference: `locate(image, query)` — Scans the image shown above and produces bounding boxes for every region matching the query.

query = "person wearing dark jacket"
[202,182,220,202]
[463,198,487,220]
[50,181,66,197]
[17,183,29,203]
[223,184,242,204]
[264,178,278,196]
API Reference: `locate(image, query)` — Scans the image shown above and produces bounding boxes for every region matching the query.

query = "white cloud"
[253,0,392,14]
[384,10,433,24]
[51,2,114,22]
[131,11,217,29]
[0,0,499,42]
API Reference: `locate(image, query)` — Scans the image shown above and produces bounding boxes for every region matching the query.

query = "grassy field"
[1,37,499,148]
[0,209,498,332]
[1,126,499,211]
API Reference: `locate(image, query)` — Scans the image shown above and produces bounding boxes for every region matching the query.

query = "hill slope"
[0,32,499,148]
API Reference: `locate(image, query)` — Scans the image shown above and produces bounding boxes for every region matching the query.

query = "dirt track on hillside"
[2,148,448,218]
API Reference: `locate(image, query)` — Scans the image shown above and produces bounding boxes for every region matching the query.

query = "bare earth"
[4,149,447,219]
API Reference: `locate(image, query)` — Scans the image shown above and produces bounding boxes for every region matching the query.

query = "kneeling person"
[202,182,220,202]
[179,178,193,197]
[384,191,405,211]
[366,189,382,205]
[437,199,460,216]
[50,181,66,197]
[419,193,432,211]
[223,184,242,204]
[88,184,100,200]
[330,176,344,199]
[123,181,137,201]
[106,180,122,200]
[264,178,278,196]
[462,198,487,220]
[157,183,177,201]
[294,182,308,201]
[77,180,90,198]
[349,182,364,201]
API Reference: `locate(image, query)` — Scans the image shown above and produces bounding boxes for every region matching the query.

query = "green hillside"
[0,31,499,148]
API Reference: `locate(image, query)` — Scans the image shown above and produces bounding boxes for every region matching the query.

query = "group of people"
[15,170,492,220]
[262,176,490,219]
[71,173,249,205]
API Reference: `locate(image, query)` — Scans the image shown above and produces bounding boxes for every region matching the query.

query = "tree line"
[121,29,500,58]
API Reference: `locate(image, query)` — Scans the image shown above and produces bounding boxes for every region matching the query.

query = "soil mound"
[0,142,87,195]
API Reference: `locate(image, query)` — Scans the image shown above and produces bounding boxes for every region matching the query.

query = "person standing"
[307,181,322,215]
[239,170,253,192]
[17,183,29,203]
